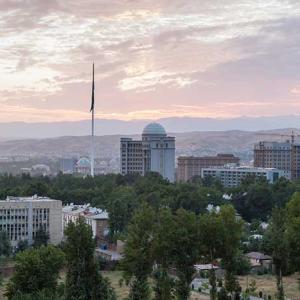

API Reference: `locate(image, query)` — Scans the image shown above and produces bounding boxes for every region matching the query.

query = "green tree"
[171,209,199,300]
[0,230,11,257]
[286,192,300,271]
[107,186,139,239]
[199,212,223,300]
[64,217,115,300]
[5,245,65,300]
[152,208,176,300]
[286,192,300,297]
[121,204,156,300]
[218,205,243,297]
[33,227,49,248]
[264,207,288,300]
[232,181,273,222]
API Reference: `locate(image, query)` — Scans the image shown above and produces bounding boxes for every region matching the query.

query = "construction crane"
[257,130,300,144]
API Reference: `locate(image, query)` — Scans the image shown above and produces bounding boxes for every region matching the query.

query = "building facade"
[59,158,77,174]
[201,166,288,187]
[120,122,176,182]
[177,154,240,182]
[62,204,109,245]
[253,141,300,179]
[0,196,62,249]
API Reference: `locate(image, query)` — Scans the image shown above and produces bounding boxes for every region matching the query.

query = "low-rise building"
[0,196,62,249]
[177,154,240,182]
[201,166,288,187]
[62,204,109,244]
[245,252,272,272]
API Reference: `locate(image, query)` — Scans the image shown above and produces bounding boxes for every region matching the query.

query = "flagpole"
[91,63,95,177]
[91,105,94,177]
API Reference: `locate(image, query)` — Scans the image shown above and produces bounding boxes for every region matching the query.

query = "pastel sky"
[1,0,300,122]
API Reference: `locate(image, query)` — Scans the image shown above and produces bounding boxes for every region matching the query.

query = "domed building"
[120,122,175,182]
[142,122,167,137]
[75,157,91,176]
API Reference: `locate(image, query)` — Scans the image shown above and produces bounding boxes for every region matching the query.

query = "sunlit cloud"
[1,0,300,122]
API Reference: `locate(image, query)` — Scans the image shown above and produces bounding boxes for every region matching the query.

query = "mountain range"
[0,129,299,164]
[1,115,300,139]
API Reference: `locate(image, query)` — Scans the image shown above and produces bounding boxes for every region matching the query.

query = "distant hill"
[1,115,300,138]
[0,129,299,163]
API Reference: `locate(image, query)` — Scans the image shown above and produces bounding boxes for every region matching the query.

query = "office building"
[254,141,300,179]
[59,158,77,174]
[201,166,288,188]
[120,122,175,182]
[0,196,62,249]
[177,154,240,182]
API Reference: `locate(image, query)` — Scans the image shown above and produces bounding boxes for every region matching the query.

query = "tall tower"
[120,122,175,182]
[142,123,175,182]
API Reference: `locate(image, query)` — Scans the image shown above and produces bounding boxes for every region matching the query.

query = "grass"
[102,271,129,300]
[239,273,300,299]
[1,270,299,300]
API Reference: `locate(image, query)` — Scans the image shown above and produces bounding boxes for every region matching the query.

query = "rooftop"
[245,252,272,260]
[63,204,109,219]
[142,122,167,136]
[0,195,60,203]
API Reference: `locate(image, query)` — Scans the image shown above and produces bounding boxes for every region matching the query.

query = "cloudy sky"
[1,0,300,122]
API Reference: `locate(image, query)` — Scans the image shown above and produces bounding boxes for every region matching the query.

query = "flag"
[90,63,95,112]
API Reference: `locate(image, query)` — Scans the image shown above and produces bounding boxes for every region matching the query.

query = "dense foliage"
[5,245,65,299]
[64,217,116,300]
[1,173,300,300]
[0,173,299,226]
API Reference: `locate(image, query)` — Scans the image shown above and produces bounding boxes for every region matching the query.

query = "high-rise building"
[201,166,288,188]
[253,141,300,179]
[177,154,240,182]
[0,196,62,250]
[59,158,77,174]
[120,122,175,182]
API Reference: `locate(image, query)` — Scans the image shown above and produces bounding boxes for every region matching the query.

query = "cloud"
[1,0,300,122]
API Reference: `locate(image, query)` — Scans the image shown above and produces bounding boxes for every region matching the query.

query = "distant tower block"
[120,122,175,182]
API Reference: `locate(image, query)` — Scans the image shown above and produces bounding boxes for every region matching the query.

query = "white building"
[201,166,288,187]
[0,196,62,249]
[120,122,176,182]
[62,204,109,244]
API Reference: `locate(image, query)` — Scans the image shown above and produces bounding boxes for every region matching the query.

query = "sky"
[1,0,300,122]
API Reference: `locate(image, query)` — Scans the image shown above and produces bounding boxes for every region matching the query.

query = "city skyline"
[1,0,300,123]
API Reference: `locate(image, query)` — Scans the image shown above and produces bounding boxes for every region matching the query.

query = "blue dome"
[142,122,167,136]
[77,157,90,168]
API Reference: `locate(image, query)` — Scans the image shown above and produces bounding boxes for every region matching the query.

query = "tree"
[64,217,115,300]
[0,230,11,257]
[33,227,49,248]
[286,192,300,298]
[286,192,300,271]
[171,209,199,300]
[107,186,139,239]
[264,207,288,300]
[5,245,65,300]
[152,208,176,300]
[121,204,156,300]
[218,205,243,297]
[16,240,29,253]
[232,182,273,222]
[199,212,223,300]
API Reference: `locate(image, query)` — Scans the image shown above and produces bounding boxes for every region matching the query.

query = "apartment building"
[253,141,300,179]
[177,154,240,182]
[201,166,288,188]
[0,196,62,249]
